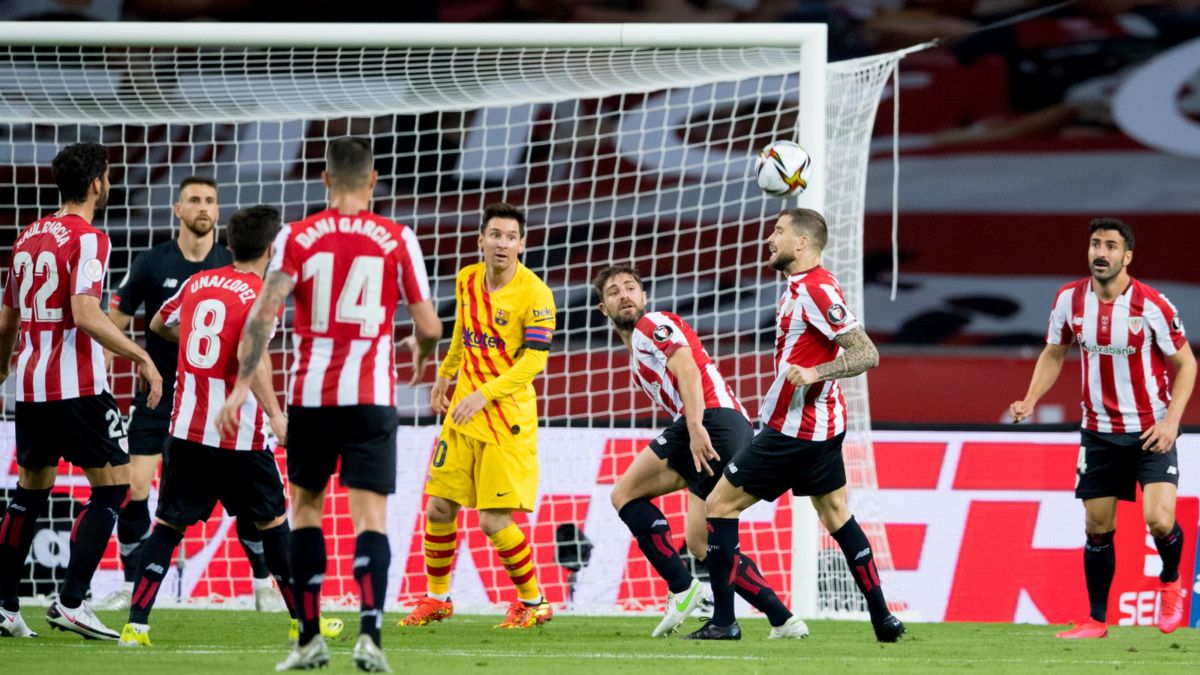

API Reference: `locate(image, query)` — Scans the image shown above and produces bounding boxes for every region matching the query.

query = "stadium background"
[0,0,1198,629]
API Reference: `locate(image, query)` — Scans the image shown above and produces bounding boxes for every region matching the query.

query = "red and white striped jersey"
[1046,277,1188,433]
[159,266,272,451]
[629,312,748,421]
[270,208,432,408]
[2,213,110,402]
[759,266,859,441]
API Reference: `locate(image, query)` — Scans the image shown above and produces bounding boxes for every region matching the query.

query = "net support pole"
[789,27,827,620]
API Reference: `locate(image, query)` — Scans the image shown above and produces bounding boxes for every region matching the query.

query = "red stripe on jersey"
[464,274,502,377]
[1095,301,1126,433]
[1069,281,1093,429]
[479,283,514,367]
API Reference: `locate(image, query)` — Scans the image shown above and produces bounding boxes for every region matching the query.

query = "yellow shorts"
[425,423,539,512]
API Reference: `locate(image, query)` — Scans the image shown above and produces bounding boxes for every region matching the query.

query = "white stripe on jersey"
[74,233,98,295]
[235,393,260,450]
[372,334,391,405]
[58,328,79,400]
[14,336,33,403]
[173,372,198,441]
[398,227,431,303]
[32,330,52,403]
[268,224,293,279]
[300,336,333,407]
[90,336,106,396]
[337,339,372,406]
[202,377,226,448]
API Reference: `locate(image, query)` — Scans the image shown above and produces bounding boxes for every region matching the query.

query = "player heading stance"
[101,176,279,613]
[116,205,331,646]
[0,143,162,640]
[401,203,556,630]
[689,208,903,642]
[1009,218,1195,638]
[218,137,441,672]
[594,264,808,639]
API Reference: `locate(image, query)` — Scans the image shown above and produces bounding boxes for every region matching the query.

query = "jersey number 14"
[302,253,386,338]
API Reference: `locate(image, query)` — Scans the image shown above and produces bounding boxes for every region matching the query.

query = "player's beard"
[1090,258,1121,282]
[769,250,794,272]
[611,307,644,332]
[184,215,215,238]
[94,186,109,217]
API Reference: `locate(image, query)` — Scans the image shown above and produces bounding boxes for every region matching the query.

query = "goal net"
[0,22,903,617]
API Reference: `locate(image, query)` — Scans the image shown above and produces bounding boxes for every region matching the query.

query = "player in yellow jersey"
[400,202,556,630]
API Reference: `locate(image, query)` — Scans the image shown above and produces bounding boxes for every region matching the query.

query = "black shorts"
[286,405,398,495]
[724,427,847,502]
[14,392,129,470]
[649,408,752,498]
[1075,429,1179,502]
[126,404,171,456]
[156,437,286,527]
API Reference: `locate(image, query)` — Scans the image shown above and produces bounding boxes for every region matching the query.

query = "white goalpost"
[0,21,903,618]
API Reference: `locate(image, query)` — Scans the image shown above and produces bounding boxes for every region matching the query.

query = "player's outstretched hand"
[688,423,720,476]
[450,391,487,426]
[216,384,251,439]
[138,358,163,409]
[1140,418,1179,453]
[1008,400,1033,423]
[430,377,452,416]
[400,335,430,387]
[268,411,288,447]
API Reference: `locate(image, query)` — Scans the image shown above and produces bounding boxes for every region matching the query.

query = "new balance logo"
[163,278,179,288]
[1167,466,1178,475]
[146,563,165,574]
[854,548,870,560]
[652,519,668,527]
[307,574,325,585]
[353,556,370,568]
[727,463,738,474]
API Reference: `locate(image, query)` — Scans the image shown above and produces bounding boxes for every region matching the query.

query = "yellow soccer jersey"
[437,262,556,445]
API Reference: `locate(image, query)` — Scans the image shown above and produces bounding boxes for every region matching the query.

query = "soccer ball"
[755,140,812,198]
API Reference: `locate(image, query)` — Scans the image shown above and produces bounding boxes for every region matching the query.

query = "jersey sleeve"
[71,231,109,299]
[522,280,556,352]
[396,226,432,305]
[437,270,466,380]
[157,285,186,328]
[799,282,860,340]
[1146,293,1187,355]
[3,254,16,310]
[640,313,689,360]
[267,224,298,282]
[112,248,149,314]
[1045,287,1074,345]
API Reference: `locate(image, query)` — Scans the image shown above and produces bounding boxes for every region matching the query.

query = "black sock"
[706,517,739,627]
[1154,522,1184,584]
[236,518,270,580]
[618,498,693,594]
[1084,530,1115,622]
[117,498,151,584]
[260,522,297,619]
[0,486,51,612]
[61,484,128,608]
[830,516,889,626]
[732,553,792,627]
[128,525,184,624]
[353,531,390,645]
[290,527,326,646]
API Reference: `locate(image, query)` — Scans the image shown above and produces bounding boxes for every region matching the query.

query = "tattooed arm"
[785,326,879,387]
[215,271,294,438]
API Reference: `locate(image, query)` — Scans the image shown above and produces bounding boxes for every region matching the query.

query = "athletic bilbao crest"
[494,309,509,326]
[1128,316,1144,335]
[652,324,673,341]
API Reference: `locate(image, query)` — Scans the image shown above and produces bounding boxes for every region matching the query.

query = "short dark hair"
[325,136,373,190]
[592,263,643,300]
[227,204,281,262]
[178,175,217,195]
[779,207,828,251]
[1090,217,1134,251]
[481,202,526,237]
[52,142,108,204]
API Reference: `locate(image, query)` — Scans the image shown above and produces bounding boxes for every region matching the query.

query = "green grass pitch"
[4,610,1198,674]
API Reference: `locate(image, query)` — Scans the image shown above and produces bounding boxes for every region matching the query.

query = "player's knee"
[478,510,512,536]
[704,491,735,519]
[90,483,130,511]
[129,480,151,501]
[425,497,458,523]
[685,536,706,561]
[1146,513,1175,538]
[609,484,632,512]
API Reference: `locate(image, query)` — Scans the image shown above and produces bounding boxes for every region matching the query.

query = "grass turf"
[3,610,1197,674]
